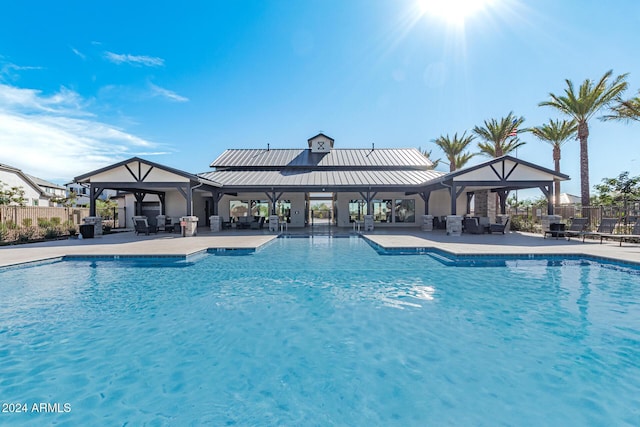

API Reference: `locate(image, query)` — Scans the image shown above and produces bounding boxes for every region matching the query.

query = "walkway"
[1,228,638,268]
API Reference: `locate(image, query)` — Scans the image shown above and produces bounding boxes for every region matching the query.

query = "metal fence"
[0,206,90,228]
[509,202,640,232]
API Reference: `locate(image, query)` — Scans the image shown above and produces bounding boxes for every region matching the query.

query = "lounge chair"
[463,217,484,234]
[488,217,509,234]
[222,218,233,230]
[133,217,158,235]
[600,221,640,246]
[250,216,265,229]
[581,217,618,243]
[564,218,589,241]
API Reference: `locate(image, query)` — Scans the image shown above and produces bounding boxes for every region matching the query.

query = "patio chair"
[133,217,158,236]
[222,217,233,230]
[600,221,640,246]
[580,217,618,243]
[564,218,589,241]
[488,217,509,234]
[250,216,265,229]
[463,217,484,234]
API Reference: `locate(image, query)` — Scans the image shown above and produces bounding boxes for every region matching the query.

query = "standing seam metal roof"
[198,169,444,187]
[210,148,432,169]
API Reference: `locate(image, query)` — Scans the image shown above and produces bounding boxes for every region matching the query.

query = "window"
[250,200,269,217]
[348,200,366,222]
[372,199,393,223]
[394,199,415,223]
[229,200,249,219]
[276,200,291,223]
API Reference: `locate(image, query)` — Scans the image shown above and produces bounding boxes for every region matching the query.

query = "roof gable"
[74,157,221,187]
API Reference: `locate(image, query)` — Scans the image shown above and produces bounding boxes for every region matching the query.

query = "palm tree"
[419,148,441,170]
[432,132,476,172]
[604,90,640,122]
[472,112,526,157]
[539,70,628,209]
[530,119,577,205]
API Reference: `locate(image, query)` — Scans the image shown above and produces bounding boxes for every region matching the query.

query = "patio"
[1,228,639,268]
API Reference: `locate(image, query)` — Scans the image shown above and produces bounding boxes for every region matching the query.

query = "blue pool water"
[1,237,639,426]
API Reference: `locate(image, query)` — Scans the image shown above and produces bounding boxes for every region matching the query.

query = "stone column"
[421,214,433,231]
[446,215,462,236]
[209,215,221,232]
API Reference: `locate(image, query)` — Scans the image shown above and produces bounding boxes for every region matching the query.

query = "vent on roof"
[308,133,334,153]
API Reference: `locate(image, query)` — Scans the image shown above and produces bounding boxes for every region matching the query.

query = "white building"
[0,163,52,206]
[74,133,569,231]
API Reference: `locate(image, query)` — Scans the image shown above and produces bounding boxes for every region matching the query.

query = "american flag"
[508,119,518,137]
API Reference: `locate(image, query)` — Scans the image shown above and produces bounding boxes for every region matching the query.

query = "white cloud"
[149,83,189,103]
[0,84,165,182]
[70,46,86,60]
[104,51,164,67]
[0,62,44,81]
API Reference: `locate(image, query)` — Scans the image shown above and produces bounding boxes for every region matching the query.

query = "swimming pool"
[1,237,639,425]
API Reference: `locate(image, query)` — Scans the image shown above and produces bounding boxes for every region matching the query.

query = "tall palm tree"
[539,70,628,209]
[432,132,476,172]
[530,119,577,205]
[472,112,526,157]
[419,148,441,170]
[604,90,640,122]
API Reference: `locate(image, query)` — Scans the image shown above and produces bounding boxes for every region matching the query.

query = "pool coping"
[1,229,639,270]
[361,236,640,270]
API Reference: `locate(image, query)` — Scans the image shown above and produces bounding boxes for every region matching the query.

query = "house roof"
[74,157,221,188]
[0,163,50,197]
[209,148,433,170]
[198,169,444,191]
[422,155,569,192]
[26,175,66,191]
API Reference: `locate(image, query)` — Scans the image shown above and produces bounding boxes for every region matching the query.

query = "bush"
[44,227,61,239]
[50,217,61,226]
[17,227,37,242]
[6,220,17,230]
[0,223,8,242]
[37,217,51,228]
[22,218,33,227]
[510,216,538,233]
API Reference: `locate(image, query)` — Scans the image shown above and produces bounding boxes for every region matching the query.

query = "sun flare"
[418,0,495,25]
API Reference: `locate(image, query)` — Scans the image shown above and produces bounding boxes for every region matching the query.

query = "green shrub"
[22,218,33,227]
[0,223,8,241]
[6,220,17,230]
[50,217,61,226]
[44,227,61,239]
[17,227,37,242]
[37,217,51,228]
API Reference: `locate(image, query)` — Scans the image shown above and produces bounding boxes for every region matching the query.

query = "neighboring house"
[558,193,581,205]
[26,175,67,206]
[0,163,51,206]
[65,182,117,207]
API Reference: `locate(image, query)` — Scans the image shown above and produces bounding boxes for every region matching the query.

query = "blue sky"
[0,0,638,198]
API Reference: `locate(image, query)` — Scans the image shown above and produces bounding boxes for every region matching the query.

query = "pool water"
[1,237,639,425]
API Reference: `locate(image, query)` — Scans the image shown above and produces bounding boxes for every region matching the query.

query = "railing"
[508,202,639,232]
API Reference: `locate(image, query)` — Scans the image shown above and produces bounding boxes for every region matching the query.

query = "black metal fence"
[509,202,640,232]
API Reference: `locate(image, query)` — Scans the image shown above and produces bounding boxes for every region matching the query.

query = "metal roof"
[198,169,444,189]
[210,148,433,169]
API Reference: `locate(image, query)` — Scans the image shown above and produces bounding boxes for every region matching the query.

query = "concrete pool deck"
[1,228,639,268]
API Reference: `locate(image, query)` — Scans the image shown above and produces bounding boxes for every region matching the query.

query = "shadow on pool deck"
[1,227,639,267]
